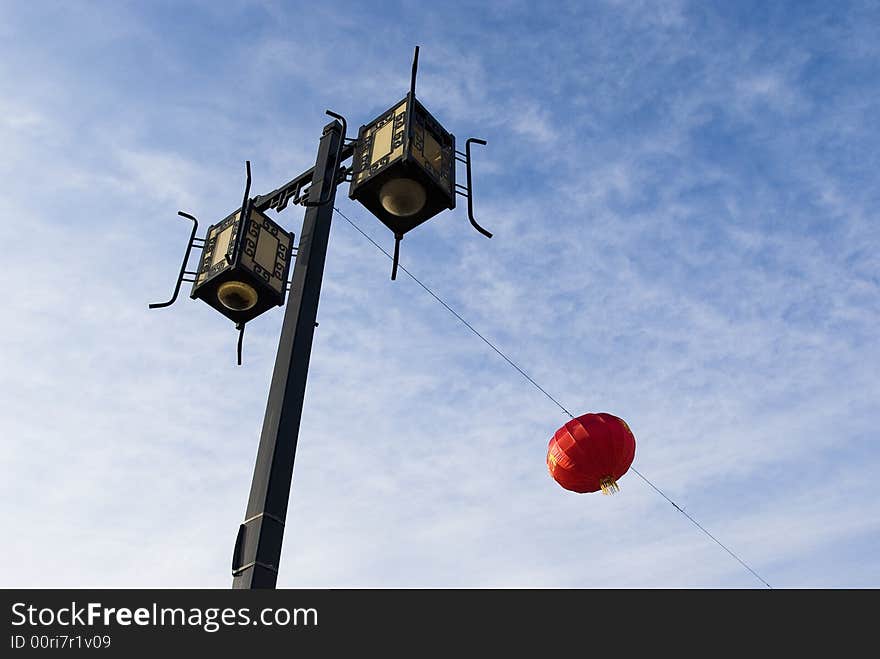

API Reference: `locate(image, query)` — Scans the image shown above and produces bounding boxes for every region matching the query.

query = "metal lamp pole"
[231,118,344,589]
[146,48,488,590]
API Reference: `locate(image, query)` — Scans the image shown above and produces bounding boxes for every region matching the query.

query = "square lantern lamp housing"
[190,206,293,325]
[349,94,455,236]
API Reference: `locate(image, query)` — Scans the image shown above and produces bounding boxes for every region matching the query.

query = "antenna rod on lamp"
[410,45,419,98]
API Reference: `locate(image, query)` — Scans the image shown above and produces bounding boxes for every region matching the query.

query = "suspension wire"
[333,206,772,589]
[629,467,772,588]
[334,208,574,418]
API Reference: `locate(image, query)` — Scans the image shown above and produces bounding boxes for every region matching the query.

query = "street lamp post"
[149,48,491,589]
[230,118,344,588]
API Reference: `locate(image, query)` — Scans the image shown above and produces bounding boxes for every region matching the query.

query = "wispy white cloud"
[1,0,878,589]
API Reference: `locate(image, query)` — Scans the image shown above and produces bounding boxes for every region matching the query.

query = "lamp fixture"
[348,46,492,279]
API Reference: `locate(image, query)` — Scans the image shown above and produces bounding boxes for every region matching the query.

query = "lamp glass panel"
[211,223,235,268]
[356,100,407,186]
[255,231,280,272]
[239,210,292,296]
[410,114,452,196]
[423,131,443,171]
[371,121,394,166]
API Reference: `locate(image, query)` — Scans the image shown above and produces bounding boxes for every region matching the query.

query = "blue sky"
[1,0,878,587]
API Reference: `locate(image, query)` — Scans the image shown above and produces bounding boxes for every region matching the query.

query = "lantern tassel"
[599,477,620,495]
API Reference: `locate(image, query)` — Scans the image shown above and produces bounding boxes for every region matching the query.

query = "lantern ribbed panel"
[547,413,636,493]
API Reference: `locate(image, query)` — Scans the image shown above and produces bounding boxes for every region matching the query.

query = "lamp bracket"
[295,166,351,209]
[454,137,493,239]
[253,112,355,215]
[148,211,205,309]
[253,170,312,214]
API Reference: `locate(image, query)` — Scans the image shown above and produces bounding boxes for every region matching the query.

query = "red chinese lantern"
[547,412,636,494]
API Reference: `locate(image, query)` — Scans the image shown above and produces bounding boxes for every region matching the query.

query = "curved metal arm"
[227,161,252,265]
[148,211,200,309]
[304,110,347,207]
[465,138,492,239]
